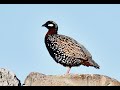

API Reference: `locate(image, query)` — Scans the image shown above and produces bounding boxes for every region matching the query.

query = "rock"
[23,72,120,86]
[0,68,21,86]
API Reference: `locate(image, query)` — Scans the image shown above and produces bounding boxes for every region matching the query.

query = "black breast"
[45,34,83,67]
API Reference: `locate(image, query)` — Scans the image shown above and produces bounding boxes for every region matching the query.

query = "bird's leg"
[66,67,71,75]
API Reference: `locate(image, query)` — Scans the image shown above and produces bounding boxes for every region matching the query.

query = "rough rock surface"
[23,72,120,86]
[0,68,21,86]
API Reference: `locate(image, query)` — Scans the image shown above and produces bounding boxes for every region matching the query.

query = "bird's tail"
[90,59,100,69]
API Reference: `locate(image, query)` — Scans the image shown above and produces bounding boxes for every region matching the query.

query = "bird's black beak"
[42,24,46,27]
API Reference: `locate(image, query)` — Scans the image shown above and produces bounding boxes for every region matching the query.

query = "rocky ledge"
[23,72,120,86]
[0,68,120,86]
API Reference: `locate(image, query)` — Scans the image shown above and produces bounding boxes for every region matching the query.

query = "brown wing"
[54,34,92,61]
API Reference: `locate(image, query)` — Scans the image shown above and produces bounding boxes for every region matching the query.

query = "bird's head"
[42,20,58,30]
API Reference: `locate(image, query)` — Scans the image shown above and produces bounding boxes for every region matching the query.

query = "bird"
[42,20,100,74]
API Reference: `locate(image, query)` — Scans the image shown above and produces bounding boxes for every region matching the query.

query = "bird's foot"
[63,73,80,77]
[64,73,71,76]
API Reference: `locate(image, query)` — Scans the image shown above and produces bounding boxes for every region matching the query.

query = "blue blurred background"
[0,4,120,84]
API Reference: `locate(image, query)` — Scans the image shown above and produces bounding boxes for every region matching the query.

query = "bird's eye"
[48,24,54,27]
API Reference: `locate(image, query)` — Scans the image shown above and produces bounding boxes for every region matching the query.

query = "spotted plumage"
[42,21,100,74]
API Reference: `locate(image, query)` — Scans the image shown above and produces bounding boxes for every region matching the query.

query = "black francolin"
[42,21,100,74]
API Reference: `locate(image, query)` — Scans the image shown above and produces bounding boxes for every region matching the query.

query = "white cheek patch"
[48,24,54,27]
